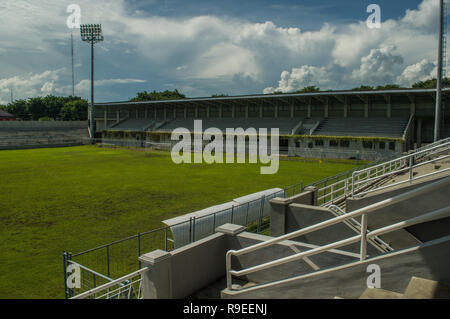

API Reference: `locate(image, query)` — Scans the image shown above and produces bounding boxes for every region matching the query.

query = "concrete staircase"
[338,277,450,299]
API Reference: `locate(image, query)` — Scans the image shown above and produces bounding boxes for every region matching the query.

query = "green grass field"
[0,145,364,298]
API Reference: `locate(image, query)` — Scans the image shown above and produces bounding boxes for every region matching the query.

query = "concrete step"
[359,288,404,299]
[232,282,256,290]
[403,277,450,299]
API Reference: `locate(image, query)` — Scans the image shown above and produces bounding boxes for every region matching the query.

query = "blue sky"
[0,0,444,103]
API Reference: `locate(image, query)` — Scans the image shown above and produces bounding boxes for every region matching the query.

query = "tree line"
[1,96,88,121]
[269,78,450,94]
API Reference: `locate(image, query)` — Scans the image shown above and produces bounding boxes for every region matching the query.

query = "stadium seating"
[154,118,305,135]
[312,117,409,137]
[0,121,88,148]
[108,119,154,131]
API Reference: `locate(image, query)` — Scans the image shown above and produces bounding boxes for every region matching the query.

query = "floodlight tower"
[435,0,446,142]
[80,24,104,139]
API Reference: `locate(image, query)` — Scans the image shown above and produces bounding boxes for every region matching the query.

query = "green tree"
[412,78,450,88]
[375,84,403,90]
[295,86,320,93]
[27,97,48,120]
[352,85,374,91]
[5,99,30,120]
[59,100,88,120]
[130,89,186,102]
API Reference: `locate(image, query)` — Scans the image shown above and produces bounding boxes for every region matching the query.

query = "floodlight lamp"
[80,24,104,43]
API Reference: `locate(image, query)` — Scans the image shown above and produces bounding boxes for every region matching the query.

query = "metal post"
[189,217,192,243]
[192,217,196,242]
[106,245,110,278]
[231,205,234,224]
[63,252,68,299]
[258,196,265,233]
[90,38,95,139]
[165,227,168,251]
[68,252,73,298]
[245,202,250,226]
[409,156,413,185]
[435,0,444,142]
[360,214,368,261]
[138,232,141,268]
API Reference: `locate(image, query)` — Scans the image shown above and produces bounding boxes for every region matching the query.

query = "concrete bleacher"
[155,118,304,135]
[108,119,154,131]
[313,117,409,137]
[0,121,88,149]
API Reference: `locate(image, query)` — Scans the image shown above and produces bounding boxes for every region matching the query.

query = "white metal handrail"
[313,138,450,206]
[328,205,394,252]
[402,115,415,140]
[351,140,450,198]
[225,177,450,290]
[70,267,149,299]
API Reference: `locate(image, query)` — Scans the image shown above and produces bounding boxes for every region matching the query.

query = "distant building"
[0,109,15,121]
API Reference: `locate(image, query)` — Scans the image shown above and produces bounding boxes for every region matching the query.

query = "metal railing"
[351,139,450,198]
[225,177,450,291]
[63,188,285,298]
[314,138,450,207]
[70,267,148,299]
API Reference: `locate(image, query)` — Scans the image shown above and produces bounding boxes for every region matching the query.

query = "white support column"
[307,99,312,118]
[344,98,348,118]
[387,98,392,118]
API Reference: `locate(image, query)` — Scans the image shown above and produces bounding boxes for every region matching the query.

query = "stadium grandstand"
[94,88,450,160]
[0,121,88,150]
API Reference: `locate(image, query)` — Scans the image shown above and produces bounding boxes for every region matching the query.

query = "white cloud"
[397,59,436,86]
[263,65,331,93]
[351,45,404,85]
[0,0,444,100]
[402,0,439,31]
[0,69,67,104]
[75,78,147,93]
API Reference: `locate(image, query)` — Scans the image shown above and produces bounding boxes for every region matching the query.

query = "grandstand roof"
[96,87,450,107]
[0,109,14,118]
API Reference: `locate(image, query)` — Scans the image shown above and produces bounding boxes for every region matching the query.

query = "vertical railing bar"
[360,214,368,261]
[137,232,141,268]
[106,246,110,278]
[63,251,68,299]
[192,217,196,242]
[165,227,168,251]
